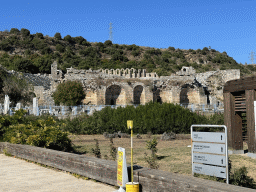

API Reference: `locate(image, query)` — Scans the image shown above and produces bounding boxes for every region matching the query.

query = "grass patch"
[69,134,256,185]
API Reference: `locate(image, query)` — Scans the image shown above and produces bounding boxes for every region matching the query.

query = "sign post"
[191,125,229,184]
[115,147,128,192]
[127,120,133,182]
[126,120,140,192]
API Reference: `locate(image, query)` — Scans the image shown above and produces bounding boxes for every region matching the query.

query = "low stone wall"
[0,142,254,192]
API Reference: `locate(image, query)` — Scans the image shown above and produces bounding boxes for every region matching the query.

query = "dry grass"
[69,135,256,182]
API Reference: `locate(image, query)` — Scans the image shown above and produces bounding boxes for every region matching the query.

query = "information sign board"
[117,147,128,188]
[193,164,227,178]
[192,142,225,155]
[117,150,123,186]
[192,132,226,143]
[191,125,228,184]
[193,153,226,166]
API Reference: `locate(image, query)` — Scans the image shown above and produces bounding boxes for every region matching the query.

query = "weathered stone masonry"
[33,62,240,107]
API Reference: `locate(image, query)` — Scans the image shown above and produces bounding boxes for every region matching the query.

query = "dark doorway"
[105,85,122,105]
[180,87,189,106]
[133,85,143,104]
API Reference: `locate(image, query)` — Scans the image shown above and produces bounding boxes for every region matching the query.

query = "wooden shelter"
[224,76,256,153]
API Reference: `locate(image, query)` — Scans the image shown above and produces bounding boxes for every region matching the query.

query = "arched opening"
[105,85,122,105]
[153,88,162,103]
[180,85,190,106]
[133,85,143,104]
[203,87,210,105]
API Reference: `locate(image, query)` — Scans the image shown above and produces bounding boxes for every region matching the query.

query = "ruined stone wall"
[32,62,241,107]
[187,88,207,105]
[34,86,45,106]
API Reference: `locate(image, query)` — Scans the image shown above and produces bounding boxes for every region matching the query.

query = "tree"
[56,44,65,53]
[10,28,20,34]
[54,32,62,40]
[64,35,73,43]
[73,36,85,45]
[104,40,113,47]
[53,80,85,106]
[35,33,44,39]
[20,28,30,37]
[1,75,34,106]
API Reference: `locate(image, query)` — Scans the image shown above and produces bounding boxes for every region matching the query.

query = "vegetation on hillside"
[0,28,255,76]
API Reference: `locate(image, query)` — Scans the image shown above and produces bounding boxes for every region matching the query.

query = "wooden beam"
[224,76,256,93]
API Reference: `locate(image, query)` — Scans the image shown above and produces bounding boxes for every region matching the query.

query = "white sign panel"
[193,142,225,155]
[191,125,228,184]
[192,132,225,143]
[193,153,226,166]
[193,164,227,179]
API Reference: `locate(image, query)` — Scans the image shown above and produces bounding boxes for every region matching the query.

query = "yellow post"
[131,127,133,183]
[127,120,139,192]
[127,120,133,183]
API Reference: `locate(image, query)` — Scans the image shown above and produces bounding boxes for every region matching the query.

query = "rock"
[161,132,176,141]
[103,132,118,138]
[103,132,109,139]
[136,134,142,139]
[117,131,129,138]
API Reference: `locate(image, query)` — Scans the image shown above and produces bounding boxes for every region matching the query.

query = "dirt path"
[0,154,116,192]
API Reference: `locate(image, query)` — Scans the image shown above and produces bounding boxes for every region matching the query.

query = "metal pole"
[131,127,133,183]
[225,125,229,184]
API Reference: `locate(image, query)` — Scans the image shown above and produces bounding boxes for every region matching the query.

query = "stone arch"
[116,69,121,76]
[120,68,125,76]
[180,84,194,106]
[133,85,144,104]
[137,69,142,78]
[126,69,131,78]
[105,85,122,105]
[110,69,114,75]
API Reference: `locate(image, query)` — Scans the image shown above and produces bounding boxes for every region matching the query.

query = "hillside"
[0,28,255,77]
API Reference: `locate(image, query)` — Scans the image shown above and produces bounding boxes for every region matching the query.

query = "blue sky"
[1,0,256,64]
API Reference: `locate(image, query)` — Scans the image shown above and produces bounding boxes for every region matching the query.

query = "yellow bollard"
[126,182,139,192]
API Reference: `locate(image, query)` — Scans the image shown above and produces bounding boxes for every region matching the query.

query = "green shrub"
[104,40,113,47]
[144,137,159,169]
[0,110,72,152]
[64,35,73,43]
[91,139,101,158]
[35,33,44,39]
[70,102,213,135]
[56,44,65,53]
[54,32,62,40]
[109,138,117,160]
[73,36,85,45]
[230,166,255,188]
[168,47,175,51]
[10,28,20,34]
[20,28,30,37]
[53,80,85,106]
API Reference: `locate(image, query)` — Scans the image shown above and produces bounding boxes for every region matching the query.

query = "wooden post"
[246,90,256,153]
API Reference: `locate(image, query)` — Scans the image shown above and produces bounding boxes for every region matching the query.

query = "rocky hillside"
[0,28,255,77]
